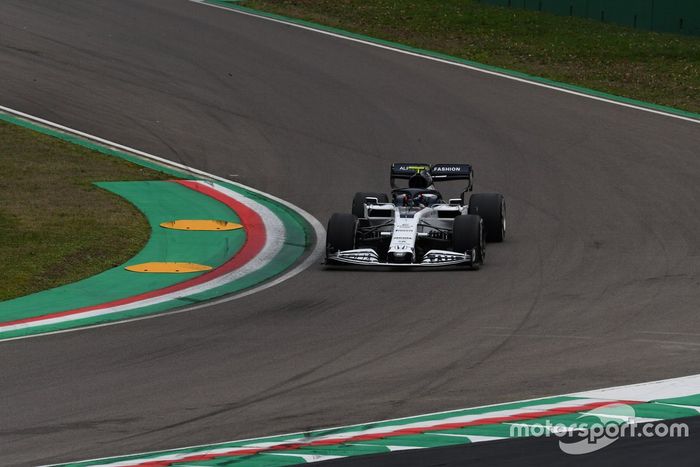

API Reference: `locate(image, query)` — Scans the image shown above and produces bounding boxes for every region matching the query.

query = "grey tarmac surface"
[0,1,699,465]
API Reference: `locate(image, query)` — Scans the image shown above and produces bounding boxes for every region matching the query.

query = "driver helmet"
[414,193,440,207]
[408,170,434,189]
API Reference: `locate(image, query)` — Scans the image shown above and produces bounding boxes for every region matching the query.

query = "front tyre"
[468,193,506,242]
[326,213,357,257]
[453,214,484,268]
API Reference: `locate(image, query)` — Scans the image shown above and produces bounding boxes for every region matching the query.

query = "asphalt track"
[1,1,699,465]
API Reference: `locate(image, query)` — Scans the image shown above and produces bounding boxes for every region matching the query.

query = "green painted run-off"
[0,108,315,340]
[0,180,244,323]
[55,392,700,466]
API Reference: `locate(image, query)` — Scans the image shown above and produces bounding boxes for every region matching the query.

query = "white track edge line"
[0,183,285,333]
[0,105,325,343]
[189,0,700,126]
[19,1,700,462]
[44,372,700,466]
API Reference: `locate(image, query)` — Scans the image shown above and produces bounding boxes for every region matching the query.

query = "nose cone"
[388,250,414,264]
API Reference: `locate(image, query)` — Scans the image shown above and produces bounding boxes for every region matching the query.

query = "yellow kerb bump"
[160,220,242,231]
[125,262,213,273]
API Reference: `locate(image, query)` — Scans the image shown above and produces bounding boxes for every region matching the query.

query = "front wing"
[325,248,477,267]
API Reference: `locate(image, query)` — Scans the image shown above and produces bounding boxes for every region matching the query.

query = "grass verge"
[0,120,170,301]
[241,0,700,113]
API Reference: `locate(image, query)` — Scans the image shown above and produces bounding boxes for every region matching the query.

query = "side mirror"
[365,196,379,205]
[448,198,463,206]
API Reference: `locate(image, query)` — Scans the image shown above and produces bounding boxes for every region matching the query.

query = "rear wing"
[390,163,430,177]
[430,163,472,180]
[390,163,431,189]
[390,162,473,193]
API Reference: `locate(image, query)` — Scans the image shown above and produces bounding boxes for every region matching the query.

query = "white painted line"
[256,398,595,444]
[462,435,506,443]
[265,453,344,462]
[382,446,423,452]
[430,434,506,443]
[0,182,284,333]
[0,105,325,342]
[655,403,700,414]
[45,372,700,467]
[431,433,471,439]
[572,373,700,401]
[189,0,700,125]
[51,398,600,467]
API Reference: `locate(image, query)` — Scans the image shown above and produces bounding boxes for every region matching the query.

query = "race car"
[325,163,505,268]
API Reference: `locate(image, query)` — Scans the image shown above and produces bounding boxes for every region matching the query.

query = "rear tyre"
[453,214,484,268]
[326,213,357,256]
[468,193,506,242]
[352,192,389,218]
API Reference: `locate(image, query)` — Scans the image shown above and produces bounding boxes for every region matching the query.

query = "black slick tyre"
[468,193,506,242]
[453,214,484,268]
[326,213,357,256]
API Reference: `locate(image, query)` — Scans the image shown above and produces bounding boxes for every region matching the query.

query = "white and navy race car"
[325,163,505,268]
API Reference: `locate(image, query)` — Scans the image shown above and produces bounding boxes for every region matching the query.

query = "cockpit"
[392,189,443,208]
[391,169,444,208]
